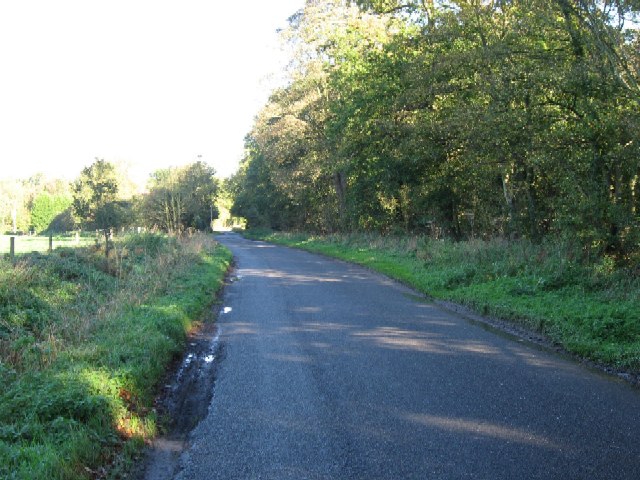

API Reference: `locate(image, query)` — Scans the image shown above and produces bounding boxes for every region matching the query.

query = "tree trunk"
[333,171,347,225]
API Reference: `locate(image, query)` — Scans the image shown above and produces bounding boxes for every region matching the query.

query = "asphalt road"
[175,233,640,479]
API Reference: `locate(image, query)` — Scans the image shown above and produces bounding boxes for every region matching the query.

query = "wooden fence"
[3,233,85,260]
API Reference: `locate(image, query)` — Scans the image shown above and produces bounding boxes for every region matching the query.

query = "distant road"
[176,232,640,479]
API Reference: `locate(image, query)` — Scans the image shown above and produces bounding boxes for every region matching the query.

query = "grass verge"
[0,233,232,479]
[245,229,640,374]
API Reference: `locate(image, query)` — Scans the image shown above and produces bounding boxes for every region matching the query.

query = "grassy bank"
[245,230,640,373]
[0,233,232,479]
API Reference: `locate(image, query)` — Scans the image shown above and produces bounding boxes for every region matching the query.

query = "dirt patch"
[132,306,226,480]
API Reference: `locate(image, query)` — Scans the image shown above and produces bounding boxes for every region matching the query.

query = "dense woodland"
[0,159,220,235]
[230,0,640,260]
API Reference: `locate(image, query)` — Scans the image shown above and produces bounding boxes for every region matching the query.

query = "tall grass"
[0,233,232,479]
[248,230,640,372]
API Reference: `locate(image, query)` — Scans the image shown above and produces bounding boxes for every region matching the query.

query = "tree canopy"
[30,192,72,233]
[69,159,219,234]
[71,159,129,232]
[231,0,640,259]
[140,161,219,233]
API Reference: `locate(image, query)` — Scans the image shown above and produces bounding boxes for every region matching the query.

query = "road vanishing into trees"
[175,233,640,479]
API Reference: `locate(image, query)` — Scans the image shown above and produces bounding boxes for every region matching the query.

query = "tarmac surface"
[166,233,640,479]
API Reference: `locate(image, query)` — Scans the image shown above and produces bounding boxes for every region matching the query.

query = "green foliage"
[94,200,134,233]
[232,0,640,262]
[69,159,138,238]
[30,193,73,234]
[0,234,232,479]
[71,159,123,231]
[46,208,76,233]
[0,175,69,233]
[140,161,219,233]
[213,179,247,230]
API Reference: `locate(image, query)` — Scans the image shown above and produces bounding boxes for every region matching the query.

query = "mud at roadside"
[133,307,226,480]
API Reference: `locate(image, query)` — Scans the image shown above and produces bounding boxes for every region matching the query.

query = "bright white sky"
[0,0,304,186]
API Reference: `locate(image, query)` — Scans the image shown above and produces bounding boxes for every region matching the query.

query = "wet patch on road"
[134,308,226,480]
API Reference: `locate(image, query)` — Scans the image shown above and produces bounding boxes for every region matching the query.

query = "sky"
[0,0,304,185]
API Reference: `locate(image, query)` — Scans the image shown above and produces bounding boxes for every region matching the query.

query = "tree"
[71,158,134,257]
[30,192,72,233]
[230,139,296,230]
[0,180,26,233]
[71,159,120,230]
[140,161,219,233]
[231,0,640,258]
[180,162,220,231]
[1,174,73,233]
[233,1,397,232]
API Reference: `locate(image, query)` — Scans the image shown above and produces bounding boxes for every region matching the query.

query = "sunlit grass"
[0,233,232,479]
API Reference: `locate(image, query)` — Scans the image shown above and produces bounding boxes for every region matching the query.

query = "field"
[245,230,640,375]
[0,233,232,479]
[0,234,94,255]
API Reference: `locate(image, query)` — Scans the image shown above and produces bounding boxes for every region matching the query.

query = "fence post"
[10,236,15,261]
[49,234,53,253]
[104,229,111,258]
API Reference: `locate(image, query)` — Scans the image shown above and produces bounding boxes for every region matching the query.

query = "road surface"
[174,233,640,479]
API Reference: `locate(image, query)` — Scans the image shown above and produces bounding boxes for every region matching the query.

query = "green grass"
[245,230,640,373]
[0,233,232,479]
[0,234,94,255]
